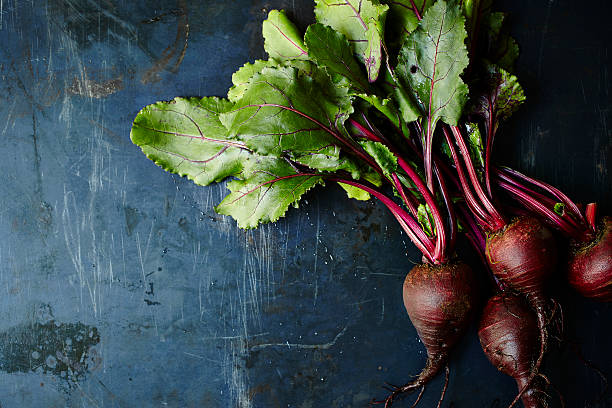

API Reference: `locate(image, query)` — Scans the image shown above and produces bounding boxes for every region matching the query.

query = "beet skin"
[485,216,558,393]
[479,295,544,408]
[402,262,478,388]
[486,216,558,305]
[568,216,612,302]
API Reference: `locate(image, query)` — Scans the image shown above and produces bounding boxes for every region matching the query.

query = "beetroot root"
[378,262,478,406]
[486,216,558,307]
[485,216,559,403]
[479,295,546,408]
[568,216,612,302]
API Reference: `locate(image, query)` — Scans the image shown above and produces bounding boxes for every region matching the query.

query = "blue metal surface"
[0,0,610,407]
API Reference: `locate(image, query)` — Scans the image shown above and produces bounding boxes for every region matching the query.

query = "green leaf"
[380,69,421,124]
[461,1,518,71]
[364,20,384,82]
[492,67,525,122]
[228,59,275,102]
[553,203,565,216]
[473,64,525,132]
[338,182,371,200]
[216,157,323,229]
[359,140,397,176]
[462,0,492,47]
[397,0,469,133]
[262,10,309,61]
[465,122,485,170]
[130,97,249,186]
[314,0,389,82]
[394,85,421,123]
[483,12,519,72]
[417,203,435,236]
[356,93,401,128]
[383,0,434,43]
[220,66,353,172]
[304,23,370,94]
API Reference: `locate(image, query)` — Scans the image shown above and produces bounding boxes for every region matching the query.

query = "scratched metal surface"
[0,0,610,407]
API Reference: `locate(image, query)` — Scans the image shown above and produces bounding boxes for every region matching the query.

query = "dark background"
[0,0,610,407]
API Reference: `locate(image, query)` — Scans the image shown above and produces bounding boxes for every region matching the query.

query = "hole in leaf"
[410,65,418,74]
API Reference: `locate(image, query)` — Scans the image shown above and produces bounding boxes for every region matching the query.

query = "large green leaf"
[304,23,370,94]
[262,10,309,61]
[130,97,249,186]
[314,0,389,82]
[228,58,350,109]
[396,0,469,133]
[215,156,323,228]
[220,66,354,172]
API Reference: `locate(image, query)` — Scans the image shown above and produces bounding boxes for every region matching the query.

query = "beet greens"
[130,0,609,406]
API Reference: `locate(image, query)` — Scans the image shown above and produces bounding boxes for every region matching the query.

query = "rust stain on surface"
[141,1,190,84]
[67,76,124,98]
[0,320,101,386]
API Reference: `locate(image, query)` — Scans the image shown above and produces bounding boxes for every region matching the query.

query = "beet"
[485,216,558,400]
[568,216,612,302]
[402,262,478,386]
[377,262,478,406]
[379,262,476,404]
[486,216,558,306]
[479,295,545,408]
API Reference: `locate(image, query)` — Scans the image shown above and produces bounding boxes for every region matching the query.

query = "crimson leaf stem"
[497,180,584,239]
[442,127,496,231]
[330,177,438,263]
[451,125,505,230]
[497,166,586,225]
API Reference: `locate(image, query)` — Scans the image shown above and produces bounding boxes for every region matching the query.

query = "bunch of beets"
[130,0,610,406]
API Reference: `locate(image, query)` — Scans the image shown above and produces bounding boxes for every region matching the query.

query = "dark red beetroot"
[479,295,545,408]
[486,216,558,307]
[485,216,558,402]
[492,168,610,302]
[568,216,612,302]
[381,262,478,406]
